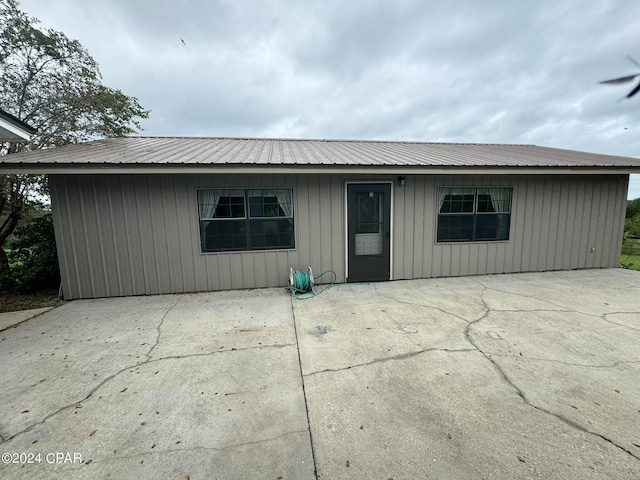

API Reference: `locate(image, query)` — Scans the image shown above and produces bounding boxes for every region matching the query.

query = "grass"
[0,288,64,313]
[620,254,640,271]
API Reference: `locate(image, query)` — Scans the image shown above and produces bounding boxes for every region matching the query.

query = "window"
[437,187,512,242]
[198,189,294,252]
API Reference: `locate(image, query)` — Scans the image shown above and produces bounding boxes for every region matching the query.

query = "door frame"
[344,180,394,282]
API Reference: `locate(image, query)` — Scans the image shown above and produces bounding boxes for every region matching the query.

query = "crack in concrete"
[290,296,319,479]
[145,296,184,360]
[35,429,311,475]
[370,285,432,349]
[492,308,573,313]
[373,284,472,326]
[470,278,640,333]
[304,347,477,377]
[601,312,640,332]
[146,343,297,364]
[466,278,640,463]
[90,429,310,464]
[370,276,640,463]
[0,341,296,445]
[486,353,640,369]
[0,308,55,333]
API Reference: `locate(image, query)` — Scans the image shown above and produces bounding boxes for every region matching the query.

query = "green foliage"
[0,0,149,285]
[620,238,640,271]
[0,0,149,151]
[0,213,59,292]
[625,198,640,238]
[625,214,640,238]
[627,198,640,219]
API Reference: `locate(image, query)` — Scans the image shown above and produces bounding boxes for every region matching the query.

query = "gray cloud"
[15,0,640,197]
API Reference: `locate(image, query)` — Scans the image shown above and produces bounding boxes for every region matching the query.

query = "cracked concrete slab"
[294,268,640,479]
[1,268,639,479]
[147,289,296,359]
[0,296,178,438]
[0,289,314,479]
[0,307,54,332]
[293,282,474,377]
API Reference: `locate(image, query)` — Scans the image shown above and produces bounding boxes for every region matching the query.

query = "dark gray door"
[347,183,391,282]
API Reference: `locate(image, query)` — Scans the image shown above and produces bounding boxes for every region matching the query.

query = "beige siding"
[51,174,354,299]
[391,174,628,281]
[50,173,629,300]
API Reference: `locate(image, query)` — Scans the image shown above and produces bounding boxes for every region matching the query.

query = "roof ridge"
[124,136,537,147]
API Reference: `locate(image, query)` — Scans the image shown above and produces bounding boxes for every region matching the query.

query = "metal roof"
[1,136,640,174]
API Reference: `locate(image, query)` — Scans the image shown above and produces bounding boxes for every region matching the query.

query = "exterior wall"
[392,174,628,280]
[50,173,359,299]
[50,173,629,299]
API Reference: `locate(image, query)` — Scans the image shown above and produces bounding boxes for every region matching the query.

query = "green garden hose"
[287,269,337,300]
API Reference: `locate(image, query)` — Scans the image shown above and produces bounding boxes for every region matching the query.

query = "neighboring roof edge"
[0,108,37,140]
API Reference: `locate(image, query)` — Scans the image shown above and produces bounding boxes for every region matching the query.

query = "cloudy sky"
[17,0,640,198]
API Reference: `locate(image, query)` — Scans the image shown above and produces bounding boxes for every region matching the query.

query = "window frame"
[436,186,513,243]
[197,188,295,253]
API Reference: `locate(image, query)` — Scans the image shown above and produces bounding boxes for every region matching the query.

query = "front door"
[347,183,391,282]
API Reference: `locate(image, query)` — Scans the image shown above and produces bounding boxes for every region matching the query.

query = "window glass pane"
[495,214,511,240]
[248,189,293,218]
[439,188,475,213]
[249,219,294,249]
[197,189,245,219]
[201,219,246,251]
[475,214,498,240]
[477,188,512,213]
[437,214,473,242]
[437,187,512,243]
[477,194,495,213]
[199,188,295,252]
[355,191,382,234]
[215,196,246,218]
[475,214,511,240]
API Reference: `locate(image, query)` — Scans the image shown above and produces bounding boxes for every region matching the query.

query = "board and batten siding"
[392,174,628,280]
[50,173,351,299]
[49,173,628,299]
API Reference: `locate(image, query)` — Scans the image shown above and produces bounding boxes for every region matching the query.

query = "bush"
[0,214,60,293]
[627,198,640,219]
[625,198,640,238]
[625,213,640,238]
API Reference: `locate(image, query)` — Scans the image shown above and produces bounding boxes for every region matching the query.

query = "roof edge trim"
[2,165,639,175]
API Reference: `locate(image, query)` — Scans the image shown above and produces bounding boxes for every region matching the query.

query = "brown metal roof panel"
[323,141,373,165]
[355,142,416,165]
[303,141,334,165]
[246,139,270,164]
[224,138,260,164]
[2,137,640,170]
[328,140,377,165]
[291,141,317,165]
[182,137,225,163]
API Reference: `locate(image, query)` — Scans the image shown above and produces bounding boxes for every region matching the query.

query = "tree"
[627,198,640,219]
[0,213,59,292]
[0,0,149,273]
[626,198,640,238]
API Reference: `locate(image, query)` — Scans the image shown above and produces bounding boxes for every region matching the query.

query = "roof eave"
[0,121,33,141]
[0,110,36,141]
[1,164,639,175]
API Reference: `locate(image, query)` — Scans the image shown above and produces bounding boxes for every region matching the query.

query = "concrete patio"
[1,268,639,479]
